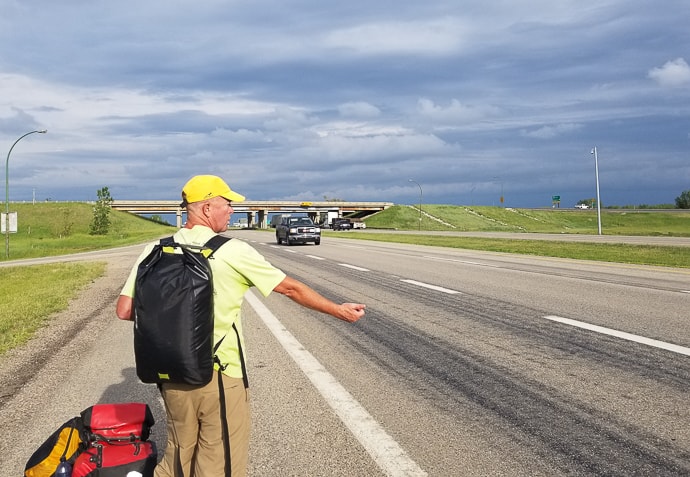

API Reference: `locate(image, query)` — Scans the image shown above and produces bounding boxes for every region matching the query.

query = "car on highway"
[350,219,366,229]
[332,219,353,231]
[275,216,321,245]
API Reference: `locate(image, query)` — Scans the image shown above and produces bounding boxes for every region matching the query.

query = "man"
[116,174,366,477]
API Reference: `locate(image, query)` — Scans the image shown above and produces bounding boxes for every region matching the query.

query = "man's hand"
[115,295,134,321]
[336,303,366,323]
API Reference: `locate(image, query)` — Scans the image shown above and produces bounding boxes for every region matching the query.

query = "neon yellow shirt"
[120,226,286,379]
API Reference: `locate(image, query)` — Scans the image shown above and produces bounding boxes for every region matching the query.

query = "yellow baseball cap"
[180,175,246,206]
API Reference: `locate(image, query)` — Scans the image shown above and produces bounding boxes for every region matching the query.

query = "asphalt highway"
[2,232,689,476]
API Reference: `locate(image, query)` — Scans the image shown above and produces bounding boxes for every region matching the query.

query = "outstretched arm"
[272,276,365,323]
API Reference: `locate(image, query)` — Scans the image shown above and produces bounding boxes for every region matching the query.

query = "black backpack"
[133,235,231,385]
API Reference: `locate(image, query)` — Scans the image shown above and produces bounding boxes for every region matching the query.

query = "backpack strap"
[216,324,246,477]
[233,323,249,389]
[203,234,232,258]
[158,235,177,253]
[203,235,243,477]
[58,417,81,464]
[201,235,246,386]
[203,234,236,375]
[158,234,229,255]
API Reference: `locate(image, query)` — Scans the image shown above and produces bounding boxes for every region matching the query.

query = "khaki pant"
[155,372,250,477]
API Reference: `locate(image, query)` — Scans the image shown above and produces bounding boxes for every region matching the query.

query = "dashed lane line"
[545,315,690,356]
[401,279,461,295]
[339,263,370,272]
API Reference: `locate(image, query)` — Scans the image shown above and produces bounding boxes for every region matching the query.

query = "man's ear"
[202,201,212,217]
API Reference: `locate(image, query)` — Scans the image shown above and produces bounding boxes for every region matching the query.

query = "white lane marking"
[423,256,491,267]
[339,244,368,249]
[339,263,370,271]
[245,291,428,477]
[682,290,690,294]
[306,255,325,260]
[545,316,690,356]
[401,279,461,295]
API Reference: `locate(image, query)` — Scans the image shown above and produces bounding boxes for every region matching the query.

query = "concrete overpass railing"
[111,200,393,228]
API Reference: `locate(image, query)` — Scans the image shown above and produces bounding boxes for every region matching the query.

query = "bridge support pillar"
[257,209,268,228]
[176,208,183,228]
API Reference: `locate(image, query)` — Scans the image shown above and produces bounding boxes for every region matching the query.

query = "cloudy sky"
[2,1,689,208]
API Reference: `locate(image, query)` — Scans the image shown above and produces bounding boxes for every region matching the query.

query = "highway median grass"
[325,232,690,268]
[347,204,690,267]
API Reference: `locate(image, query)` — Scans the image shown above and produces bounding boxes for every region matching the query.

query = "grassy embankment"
[362,204,690,236]
[1,202,174,260]
[0,202,688,358]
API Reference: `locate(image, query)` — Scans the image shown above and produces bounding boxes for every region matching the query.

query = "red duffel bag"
[72,402,157,477]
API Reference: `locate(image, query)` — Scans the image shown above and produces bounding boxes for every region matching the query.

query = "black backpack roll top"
[133,235,231,385]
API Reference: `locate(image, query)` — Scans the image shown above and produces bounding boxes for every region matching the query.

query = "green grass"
[364,205,690,236]
[328,232,690,268]
[1,202,174,261]
[0,262,106,355]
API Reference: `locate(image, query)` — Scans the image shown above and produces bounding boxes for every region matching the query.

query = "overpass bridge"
[111,200,393,228]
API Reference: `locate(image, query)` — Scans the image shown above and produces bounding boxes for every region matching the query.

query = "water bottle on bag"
[54,460,72,477]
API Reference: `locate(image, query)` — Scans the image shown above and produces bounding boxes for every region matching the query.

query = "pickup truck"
[275,216,321,245]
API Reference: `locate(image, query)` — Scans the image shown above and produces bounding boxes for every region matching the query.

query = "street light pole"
[408,179,422,231]
[492,176,504,207]
[5,129,47,258]
[591,146,602,235]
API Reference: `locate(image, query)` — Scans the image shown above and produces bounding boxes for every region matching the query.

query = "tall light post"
[5,129,47,258]
[408,179,422,231]
[492,176,504,207]
[590,146,602,235]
